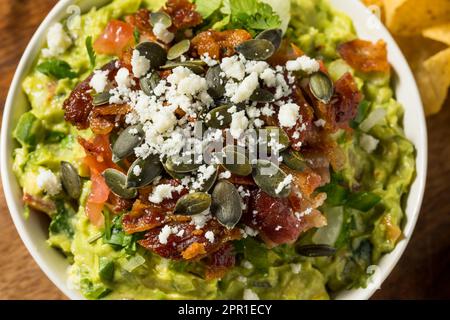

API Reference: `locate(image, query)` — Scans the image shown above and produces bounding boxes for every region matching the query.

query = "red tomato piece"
[94,20,134,57]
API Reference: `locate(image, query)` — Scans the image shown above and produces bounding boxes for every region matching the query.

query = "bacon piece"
[243,190,302,247]
[331,72,362,128]
[23,193,56,215]
[338,39,390,73]
[191,29,252,59]
[138,219,241,260]
[63,61,120,129]
[164,0,203,30]
[268,41,304,66]
[205,243,236,279]
[107,193,134,213]
[125,9,156,42]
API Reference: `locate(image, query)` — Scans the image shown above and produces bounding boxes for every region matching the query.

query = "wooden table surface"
[1,0,449,300]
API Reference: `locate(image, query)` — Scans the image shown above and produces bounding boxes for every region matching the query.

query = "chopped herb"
[80,278,111,300]
[346,192,381,212]
[36,59,77,79]
[133,27,141,44]
[351,100,371,128]
[49,200,74,238]
[99,257,115,282]
[103,214,142,254]
[85,36,96,68]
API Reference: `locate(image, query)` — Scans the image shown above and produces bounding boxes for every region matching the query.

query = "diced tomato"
[85,201,105,227]
[94,20,134,57]
[89,172,110,204]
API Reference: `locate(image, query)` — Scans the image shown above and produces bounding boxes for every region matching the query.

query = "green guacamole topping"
[13,0,415,300]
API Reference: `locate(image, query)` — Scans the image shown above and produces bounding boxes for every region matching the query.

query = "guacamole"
[13,0,415,300]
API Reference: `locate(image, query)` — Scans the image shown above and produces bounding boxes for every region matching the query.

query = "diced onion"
[359,108,386,132]
[122,254,146,272]
[312,206,344,246]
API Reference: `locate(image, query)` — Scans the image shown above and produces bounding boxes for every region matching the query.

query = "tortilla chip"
[416,48,450,115]
[384,0,450,36]
[422,23,450,46]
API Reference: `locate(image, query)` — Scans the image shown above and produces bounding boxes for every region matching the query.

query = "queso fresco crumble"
[12,0,415,300]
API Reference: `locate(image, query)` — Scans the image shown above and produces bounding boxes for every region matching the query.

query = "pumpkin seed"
[167,39,190,60]
[112,124,144,162]
[126,154,162,188]
[282,149,308,172]
[149,12,172,28]
[219,145,252,176]
[205,105,232,129]
[194,166,218,193]
[205,65,225,98]
[60,161,81,199]
[162,162,189,180]
[103,169,137,199]
[309,71,334,104]
[211,180,242,229]
[161,60,206,74]
[165,155,201,173]
[135,42,167,70]
[235,39,275,61]
[258,126,290,153]
[256,29,282,51]
[174,192,211,215]
[92,91,111,106]
[252,159,291,198]
[140,72,160,95]
[296,244,336,257]
[249,87,274,102]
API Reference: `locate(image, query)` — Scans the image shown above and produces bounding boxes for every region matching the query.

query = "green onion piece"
[85,36,96,69]
[88,232,103,244]
[346,192,381,212]
[103,208,112,240]
[133,27,140,44]
[99,257,115,282]
[122,254,146,272]
[318,183,349,206]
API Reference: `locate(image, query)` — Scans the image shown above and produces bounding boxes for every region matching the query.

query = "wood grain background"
[0,0,449,300]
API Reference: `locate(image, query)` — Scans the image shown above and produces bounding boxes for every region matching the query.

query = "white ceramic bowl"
[0,0,427,300]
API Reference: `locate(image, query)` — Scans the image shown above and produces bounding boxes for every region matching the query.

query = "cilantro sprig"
[36,59,78,79]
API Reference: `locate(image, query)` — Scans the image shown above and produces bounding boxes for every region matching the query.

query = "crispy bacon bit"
[125,9,156,42]
[23,193,56,215]
[138,219,241,260]
[191,29,252,59]
[164,0,203,30]
[227,174,256,186]
[332,72,363,128]
[244,190,302,247]
[268,40,304,66]
[338,39,390,73]
[107,193,134,213]
[205,243,236,279]
[182,242,206,259]
[63,61,120,129]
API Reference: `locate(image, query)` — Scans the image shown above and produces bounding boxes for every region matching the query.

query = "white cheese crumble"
[243,289,260,300]
[89,70,109,93]
[153,22,174,44]
[36,168,61,196]
[231,72,259,103]
[158,225,173,244]
[278,103,300,128]
[151,108,178,134]
[219,171,232,179]
[204,231,215,243]
[275,174,293,195]
[115,67,132,88]
[230,110,249,139]
[286,56,320,74]
[42,23,72,57]
[131,49,151,78]
[148,184,180,204]
[132,165,142,177]
[220,56,245,80]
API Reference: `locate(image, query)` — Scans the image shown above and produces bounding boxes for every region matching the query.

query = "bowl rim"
[1,0,428,300]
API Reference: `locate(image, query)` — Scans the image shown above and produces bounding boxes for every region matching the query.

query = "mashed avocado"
[13,0,415,299]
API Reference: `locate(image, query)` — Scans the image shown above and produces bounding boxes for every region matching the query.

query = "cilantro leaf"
[195,0,222,19]
[133,27,140,44]
[37,59,77,79]
[85,36,96,69]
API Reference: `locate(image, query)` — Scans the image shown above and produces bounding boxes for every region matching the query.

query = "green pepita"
[258,126,290,153]
[256,29,282,51]
[149,12,172,28]
[219,145,252,176]
[92,91,112,106]
[211,180,242,229]
[167,39,190,60]
[194,166,218,193]
[174,192,212,215]
[135,42,167,70]
[165,155,201,173]
[60,161,81,199]
[140,72,160,95]
[161,60,206,74]
[112,124,144,162]
[103,169,137,199]
[236,39,275,61]
[252,159,291,198]
[205,105,232,129]
[205,65,225,98]
[126,154,163,188]
[309,71,334,104]
[282,149,308,172]
[249,87,275,102]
